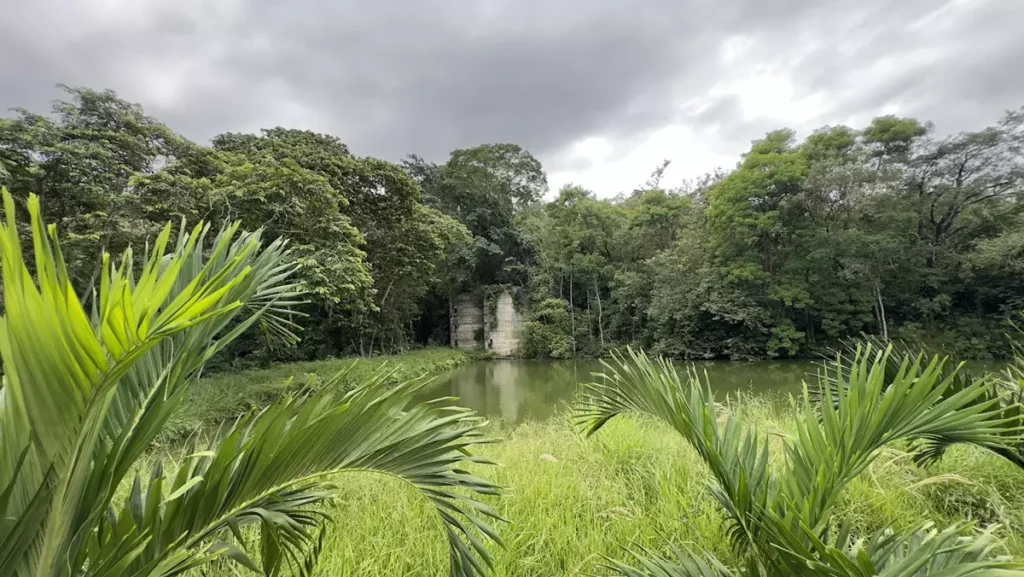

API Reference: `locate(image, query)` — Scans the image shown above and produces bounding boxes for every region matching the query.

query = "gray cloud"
[1,0,1022,179]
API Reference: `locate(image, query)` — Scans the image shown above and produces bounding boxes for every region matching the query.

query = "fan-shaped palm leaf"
[0,188,502,577]
[820,334,1024,469]
[575,346,1024,577]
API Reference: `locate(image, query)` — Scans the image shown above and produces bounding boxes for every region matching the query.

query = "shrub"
[576,346,1024,575]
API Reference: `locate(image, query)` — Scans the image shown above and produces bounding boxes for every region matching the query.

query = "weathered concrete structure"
[484,291,523,357]
[451,292,484,350]
[450,289,524,355]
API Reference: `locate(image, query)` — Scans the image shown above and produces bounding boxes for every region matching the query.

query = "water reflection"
[414,358,1009,424]
[415,359,811,424]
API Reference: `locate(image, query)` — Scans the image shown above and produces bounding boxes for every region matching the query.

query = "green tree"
[213,129,468,354]
[862,114,930,167]
[128,143,375,362]
[426,143,547,286]
[0,86,180,286]
[704,130,810,356]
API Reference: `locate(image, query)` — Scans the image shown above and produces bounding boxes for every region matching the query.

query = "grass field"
[160,354,1024,576]
[307,402,1024,576]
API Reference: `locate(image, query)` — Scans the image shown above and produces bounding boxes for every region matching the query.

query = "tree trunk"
[874,279,888,342]
[593,277,604,349]
[586,290,594,342]
[569,272,577,357]
[368,279,396,357]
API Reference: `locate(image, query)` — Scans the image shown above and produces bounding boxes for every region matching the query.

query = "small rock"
[539,453,558,463]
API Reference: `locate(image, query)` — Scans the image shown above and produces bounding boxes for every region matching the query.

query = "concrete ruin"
[451,292,484,350]
[485,291,523,357]
[450,289,524,356]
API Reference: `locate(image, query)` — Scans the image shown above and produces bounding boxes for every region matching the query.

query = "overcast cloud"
[1,0,1021,196]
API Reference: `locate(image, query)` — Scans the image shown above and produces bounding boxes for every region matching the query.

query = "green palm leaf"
[765,520,1018,577]
[818,335,1024,469]
[603,545,737,577]
[575,346,1024,577]
[90,369,504,577]
[0,188,502,577]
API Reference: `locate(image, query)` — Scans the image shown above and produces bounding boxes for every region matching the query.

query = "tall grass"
[157,353,1024,576]
[159,348,472,443]
[306,401,1024,576]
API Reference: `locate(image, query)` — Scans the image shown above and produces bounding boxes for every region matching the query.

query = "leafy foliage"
[2,86,1021,360]
[575,346,1024,576]
[518,110,1023,359]
[0,190,501,577]
[822,333,1024,470]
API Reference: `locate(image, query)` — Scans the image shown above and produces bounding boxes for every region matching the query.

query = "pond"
[414,358,1011,424]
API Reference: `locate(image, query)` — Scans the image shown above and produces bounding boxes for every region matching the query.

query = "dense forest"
[1,86,1021,362]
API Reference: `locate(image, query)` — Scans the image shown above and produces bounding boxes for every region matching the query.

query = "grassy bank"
[157,353,1024,576]
[314,405,1024,576]
[160,348,473,443]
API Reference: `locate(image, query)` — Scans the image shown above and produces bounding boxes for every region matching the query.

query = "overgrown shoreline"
[159,348,473,443]
[164,353,1024,575]
[315,411,1024,575]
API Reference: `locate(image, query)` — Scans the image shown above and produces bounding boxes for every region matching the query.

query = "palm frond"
[787,345,1021,533]
[602,545,737,577]
[1006,316,1024,398]
[0,189,301,576]
[575,348,775,560]
[821,335,1024,469]
[765,519,1017,577]
[91,369,503,577]
[574,345,1024,577]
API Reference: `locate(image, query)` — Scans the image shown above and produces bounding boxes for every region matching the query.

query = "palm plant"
[576,346,1024,576]
[822,331,1024,469]
[0,190,502,577]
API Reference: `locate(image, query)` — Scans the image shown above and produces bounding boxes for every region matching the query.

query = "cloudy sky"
[1,0,1021,196]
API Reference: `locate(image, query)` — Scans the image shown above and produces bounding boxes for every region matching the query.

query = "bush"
[575,346,1024,575]
[521,299,575,358]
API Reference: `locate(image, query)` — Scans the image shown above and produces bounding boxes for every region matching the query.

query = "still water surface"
[413,359,812,424]
[414,359,1009,424]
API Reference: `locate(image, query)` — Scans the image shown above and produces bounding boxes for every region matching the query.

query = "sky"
[1,0,1022,197]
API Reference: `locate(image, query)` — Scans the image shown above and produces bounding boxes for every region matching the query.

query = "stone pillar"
[484,290,523,357]
[452,292,484,350]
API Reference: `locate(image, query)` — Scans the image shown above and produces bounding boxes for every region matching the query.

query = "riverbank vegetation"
[2,87,1021,360]
[242,403,1024,576]
[161,348,472,443]
[5,186,1024,575]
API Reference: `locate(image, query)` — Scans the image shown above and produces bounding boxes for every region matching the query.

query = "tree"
[363,204,474,355]
[127,143,375,362]
[213,129,465,354]
[0,190,501,577]
[3,84,1021,361]
[907,109,1023,249]
[703,130,810,356]
[576,346,1023,576]
[427,143,548,286]
[0,86,181,286]
[862,114,929,168]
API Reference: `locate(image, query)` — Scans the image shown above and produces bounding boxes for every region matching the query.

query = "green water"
[415,358,1011,424]
[413,359,810,424]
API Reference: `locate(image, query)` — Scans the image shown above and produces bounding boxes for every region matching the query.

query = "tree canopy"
[1,85,1021,361]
